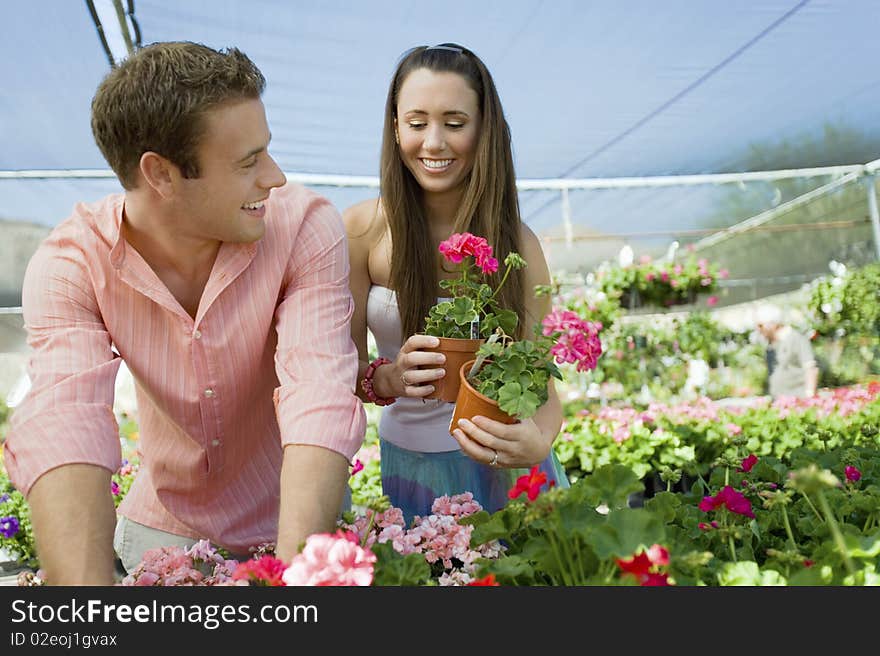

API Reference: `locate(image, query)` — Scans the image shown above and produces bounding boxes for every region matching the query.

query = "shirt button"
[204,388,215,398]
[193,330,202,339]
[211,439,221,447]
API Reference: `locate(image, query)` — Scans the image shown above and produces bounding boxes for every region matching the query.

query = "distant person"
[755,304,818,399]
[343,43,568,523]
[5,41,366,585]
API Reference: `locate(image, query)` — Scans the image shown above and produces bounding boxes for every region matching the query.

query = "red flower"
[508,466,552,502]
[698,485,755,519]
[616,552,653,579]
[738,454,758,473]
[467,574,500,586]
[350,459,364,475]
[616,544,672,586]
[640,572,672,586]
[845,465,861,482]
[645,544,669,566]
[231,555,288,586]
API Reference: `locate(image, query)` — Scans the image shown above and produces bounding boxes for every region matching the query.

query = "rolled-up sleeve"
[5,240,122,496]
[273,198,366,460]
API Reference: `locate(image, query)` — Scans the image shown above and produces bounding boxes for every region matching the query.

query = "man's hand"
[275,444,350,563]
[27,464,117,585]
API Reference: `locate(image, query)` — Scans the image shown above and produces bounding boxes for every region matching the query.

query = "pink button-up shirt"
[5,182,366,553]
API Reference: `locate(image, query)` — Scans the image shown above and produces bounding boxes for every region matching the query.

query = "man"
[755,304,818,399]
[4,42,366,584]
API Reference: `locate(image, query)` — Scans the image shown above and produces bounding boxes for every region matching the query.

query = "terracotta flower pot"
[449,359,516,436]
[422,336,485,403]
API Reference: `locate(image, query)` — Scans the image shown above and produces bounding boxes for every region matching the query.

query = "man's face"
[757,322,778,342]
[174,98,287,243]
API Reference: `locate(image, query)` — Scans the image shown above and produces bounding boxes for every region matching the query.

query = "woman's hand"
[375,334,446,399]
[451,415,552,469]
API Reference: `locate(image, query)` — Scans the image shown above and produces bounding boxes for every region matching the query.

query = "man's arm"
[798,333,819,397]
[272,193,367,561]
[804,364,819,396]
[27,465,117,585]
[804,362,819,397]
[275,445,350,562]
[5,229,123,585]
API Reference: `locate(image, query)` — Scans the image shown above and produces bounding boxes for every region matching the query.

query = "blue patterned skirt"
[380,439,570,525]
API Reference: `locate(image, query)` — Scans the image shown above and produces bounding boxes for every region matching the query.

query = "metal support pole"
[561,188,573,251]
[865,173,880,261]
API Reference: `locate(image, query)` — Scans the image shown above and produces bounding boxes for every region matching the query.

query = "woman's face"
[395,68,481,197]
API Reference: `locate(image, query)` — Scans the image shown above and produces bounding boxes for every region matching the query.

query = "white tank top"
[366,285,460,452]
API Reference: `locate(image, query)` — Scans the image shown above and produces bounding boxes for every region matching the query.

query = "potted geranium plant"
[596,252,728,310]
[421,232,526,402]
[451,308,603,427]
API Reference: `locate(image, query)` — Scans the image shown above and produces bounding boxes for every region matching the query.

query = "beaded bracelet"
[361,357,396,406]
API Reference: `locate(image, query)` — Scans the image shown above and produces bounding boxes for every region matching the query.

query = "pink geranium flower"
[438,233,498,274]
[121,542,238,586]
[282,530,376,586]
[541,310,603,373]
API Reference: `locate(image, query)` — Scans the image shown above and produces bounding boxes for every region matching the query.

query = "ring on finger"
[401,372,410,386]
[489,449,499,467]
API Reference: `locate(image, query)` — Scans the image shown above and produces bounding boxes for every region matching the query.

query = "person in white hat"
[755,304,818,399]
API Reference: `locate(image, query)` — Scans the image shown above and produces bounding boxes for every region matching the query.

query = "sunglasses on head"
[397,43,466,63]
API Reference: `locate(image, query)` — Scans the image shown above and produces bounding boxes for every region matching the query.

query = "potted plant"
[595,252,728,310]
[421,232,526,402]
[450,308,603,429]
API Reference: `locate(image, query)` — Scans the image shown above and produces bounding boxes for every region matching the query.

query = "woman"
[343,43,568,522]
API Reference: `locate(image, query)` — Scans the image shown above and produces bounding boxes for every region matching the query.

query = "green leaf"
[716,561,787,586]
[589,508,667,560]
[370,542,432,586]
[449,297,478,325]
[581,464,644,510]
[643,491,682,523]
[498,383,540,419]
[470,506,526,545]
[482,554,540,585]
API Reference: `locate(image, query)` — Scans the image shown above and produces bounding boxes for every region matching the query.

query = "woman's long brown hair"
[380,43,527,339]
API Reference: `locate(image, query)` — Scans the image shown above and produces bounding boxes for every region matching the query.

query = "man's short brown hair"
[91,41,266,189]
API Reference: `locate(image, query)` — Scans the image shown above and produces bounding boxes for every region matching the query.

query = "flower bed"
[2,384,879,586]
[554,382,880,486]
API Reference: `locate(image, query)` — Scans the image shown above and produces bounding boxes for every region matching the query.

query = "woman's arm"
[342,199,382,402]
[342,199,446,403]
